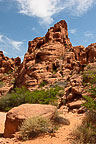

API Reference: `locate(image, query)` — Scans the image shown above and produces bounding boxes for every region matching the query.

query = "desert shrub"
[0,86,28,111]
[83,95,96,111]
[19,110,69,140]
[7,69,13,74]
[72,111,96,144]
[72,84,96,144]
[39,80,48,88]
[87,64,91,69]
[53,70,57,74]
[19,116,55,140]
[10,78,15,84]
[0,86,62,111]
[51,81,67,89]
[72,123,96,144]
[83,111,96,125]
[57,90,64,97]
[29,66,32,70]
[25,86,61,105]
[0,81,4,88]
[72,64,96,143]
[83,85,96,112]
[83,70,96,84]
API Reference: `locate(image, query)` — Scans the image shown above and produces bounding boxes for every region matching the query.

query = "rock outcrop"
[0,52,21,96]
[15,20,76,91]
[4,104,57,138]
[1,20,92,101]
[0,51,21,73]
[1,20,96,105]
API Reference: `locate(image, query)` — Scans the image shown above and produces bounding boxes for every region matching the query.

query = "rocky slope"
[15,20,72,90]
[0,51,21,96]
[0,20,96,102]
[15,20,96,90]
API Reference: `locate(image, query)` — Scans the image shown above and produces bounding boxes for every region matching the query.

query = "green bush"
[19,116,55,140]
[39,80,48,88]
[83,95,96,112]
[87,64,91,69]
[83,85,96,112]
[10,78,15,84]
[0,86,62,111]
[83,70,96,84]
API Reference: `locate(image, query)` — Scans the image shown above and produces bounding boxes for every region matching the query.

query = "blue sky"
[0,0,96,60]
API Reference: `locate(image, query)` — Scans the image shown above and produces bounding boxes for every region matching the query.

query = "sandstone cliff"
[0,20,96,99]
[0,51,21,96]
[15,20,96,92]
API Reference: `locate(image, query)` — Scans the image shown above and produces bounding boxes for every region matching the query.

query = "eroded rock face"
[86,43,96,63]
[1,20,96,104]
[15,20,74,90]
[0,51,21,73]
[73,46,87,65]
[14,20,96,93]
[4,104,57,138]
[0,51,21,96]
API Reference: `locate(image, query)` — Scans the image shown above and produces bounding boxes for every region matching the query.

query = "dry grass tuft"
[19,116,57,140]
[71,111,96,144]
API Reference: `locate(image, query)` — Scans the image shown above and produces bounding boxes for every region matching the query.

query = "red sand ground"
[0,111,85,144]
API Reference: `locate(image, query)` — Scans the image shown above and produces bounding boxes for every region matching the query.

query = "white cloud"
[16,0,63,24]
[3,50,8,55]
[5,37,23,50]
[71,0,95,16]
[32,27,36,31]
[15,0,96,25]
[69,29,77,34]
[0,34,3,42]
[0,34,24,56]
[84,31,94,38]
[84,31,96,44]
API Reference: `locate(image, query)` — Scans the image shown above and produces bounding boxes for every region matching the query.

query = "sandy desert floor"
[0,110,85,144]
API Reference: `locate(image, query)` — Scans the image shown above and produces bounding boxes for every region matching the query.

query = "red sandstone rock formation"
[0,51,21,96]
[1,20,96,98]
[14,20,96,93]
[0,51,21,73]
[15,20,74,91]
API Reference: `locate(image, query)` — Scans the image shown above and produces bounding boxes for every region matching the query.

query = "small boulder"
[4,104,57,138]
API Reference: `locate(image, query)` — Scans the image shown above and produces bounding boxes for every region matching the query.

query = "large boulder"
[4,104,57,138]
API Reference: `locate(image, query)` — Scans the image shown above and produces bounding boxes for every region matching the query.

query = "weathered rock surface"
[15,20,73,91]
[0,20,96,106]
[0,51,21,73]
[0,112,6,134]
[0,51,21,96]
[14,20,96,94]
[4,104,57,138]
